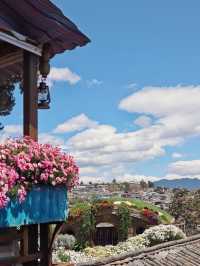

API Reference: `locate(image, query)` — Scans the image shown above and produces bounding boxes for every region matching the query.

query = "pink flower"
[0,137,79,208]
[18,186,27,203]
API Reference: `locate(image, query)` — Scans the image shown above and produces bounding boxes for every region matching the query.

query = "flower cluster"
[53,225,186,265]
[142,224,186,246]
[0,137,79,208]
[53,248,96,264]
[83,235,149,258]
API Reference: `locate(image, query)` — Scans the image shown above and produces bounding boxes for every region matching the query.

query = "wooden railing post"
[40,224,51,266]
[23,50,39,266]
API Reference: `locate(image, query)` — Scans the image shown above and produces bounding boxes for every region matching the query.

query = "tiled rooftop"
[78,234,200,266]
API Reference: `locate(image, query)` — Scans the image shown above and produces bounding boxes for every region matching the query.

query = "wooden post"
[23,51,38,140]
[23,51,51,266]
[23,51,39,266]
[40,224,51,266]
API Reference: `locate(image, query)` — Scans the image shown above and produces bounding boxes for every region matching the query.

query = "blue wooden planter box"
[0,185,68,228]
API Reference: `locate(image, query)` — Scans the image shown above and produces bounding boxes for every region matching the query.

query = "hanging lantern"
[38,44,51,109]
[38,78,51,109]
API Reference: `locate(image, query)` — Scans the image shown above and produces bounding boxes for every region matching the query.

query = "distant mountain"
[154,178,200,190]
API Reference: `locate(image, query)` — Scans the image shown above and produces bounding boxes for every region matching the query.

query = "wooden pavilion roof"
[0,0,90,85]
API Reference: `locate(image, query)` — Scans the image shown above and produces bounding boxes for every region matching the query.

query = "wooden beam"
[0,31,42,56]
[0,51,22,69]
[23,51,39,266]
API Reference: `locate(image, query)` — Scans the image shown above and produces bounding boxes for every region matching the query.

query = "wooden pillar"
[23,51,39,266]
[40,224,51,266]
[23,51,38,140]
[23,51,51,266]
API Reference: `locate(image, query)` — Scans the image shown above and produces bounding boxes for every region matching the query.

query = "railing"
[92,227,118,246]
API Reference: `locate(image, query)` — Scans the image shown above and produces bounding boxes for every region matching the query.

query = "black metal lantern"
[37,78,51,109]
[38,44,51,109]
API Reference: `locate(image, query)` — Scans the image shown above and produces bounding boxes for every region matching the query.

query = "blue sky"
[2,0,200,183]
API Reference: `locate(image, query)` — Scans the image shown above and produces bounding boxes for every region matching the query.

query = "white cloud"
[39,133,64,146]
[0,133,9,144]
[172,152,183,159]
[134,115,152,128]
[87,79,102,88]
[116,174,160,183]
[79,175,106,184]
[126,83,137,89]
[63,85,200,182]
[119,85,200,116]
[3,124,22,135]
[12,84,199,184]
[54,114,98,134]
[66,123,169,177]
[168,160,200,177]
[119,85,200,145]
[48,67,81,85]
[79,166,98,175]
[0,124,22,144]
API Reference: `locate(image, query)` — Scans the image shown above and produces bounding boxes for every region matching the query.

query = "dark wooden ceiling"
[0,0,90,86]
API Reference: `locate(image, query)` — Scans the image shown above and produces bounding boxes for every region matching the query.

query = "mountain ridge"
[154,178,200,189]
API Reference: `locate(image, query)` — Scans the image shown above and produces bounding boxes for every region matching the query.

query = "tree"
[148,181,154,188]
[169,189,193,225]
[124,182,130,193]
[140,180,148,190]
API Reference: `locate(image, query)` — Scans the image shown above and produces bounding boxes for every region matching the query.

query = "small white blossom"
[53,225,186,265]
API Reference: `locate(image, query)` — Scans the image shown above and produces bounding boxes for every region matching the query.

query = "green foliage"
[70,197,172,224]
[73,240,88,251]
[123,182,130,192]
[169,189,192,223]
[108,197,172,224]
[69,197,172,249]
[0,84,15,116]
[140,180,148,189]
[118,203,131,241]
[57,250,71,262]
[169,189,200,226]
[70,201,91,218]
[148,181,154,188]
[71,202,96,251]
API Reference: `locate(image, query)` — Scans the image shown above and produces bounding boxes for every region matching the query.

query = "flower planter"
[0,185,68,228]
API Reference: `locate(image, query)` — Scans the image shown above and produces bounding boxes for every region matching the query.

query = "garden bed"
[53,225,186,265]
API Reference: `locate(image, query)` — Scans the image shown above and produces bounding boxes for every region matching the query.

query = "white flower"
[114,201,122,205]
[53,225,186,264]
[125,201,132,206]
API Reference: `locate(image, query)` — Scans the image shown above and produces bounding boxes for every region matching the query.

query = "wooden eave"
[0,0,90,86]
[0,30,42,56]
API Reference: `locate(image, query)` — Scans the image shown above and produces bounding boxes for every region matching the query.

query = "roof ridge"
[77,234,200,266]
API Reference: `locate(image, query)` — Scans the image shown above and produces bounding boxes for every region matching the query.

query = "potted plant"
[0,137,79,227]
